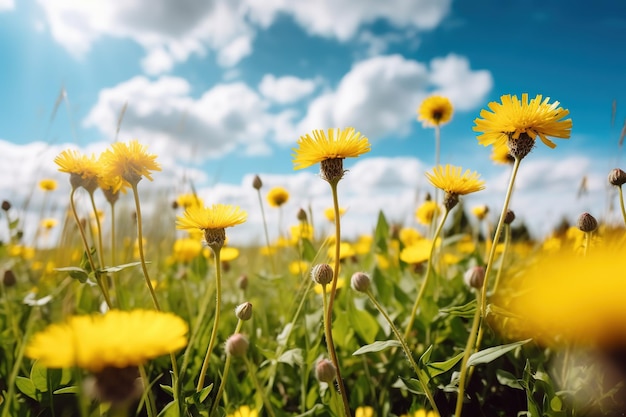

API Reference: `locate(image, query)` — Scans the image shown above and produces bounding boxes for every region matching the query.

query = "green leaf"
[56,266,89,283]
[439,299,477,319]
[424,352,464,380]
[393,376,425,395]
[419,345,433,364]
[15,377,38,400]
[467,339,531,368]
[53,386,80,395]
[374,210,389,252]
[278,348,303,367]
[349,307,379,343]
[30,361,49,392]
[496,369,523,390]
[99,261,144,273]
[352,340,401,355]
[300,238,317,262]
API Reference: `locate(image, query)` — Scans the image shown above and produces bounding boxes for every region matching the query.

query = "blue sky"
[1,0,626,244]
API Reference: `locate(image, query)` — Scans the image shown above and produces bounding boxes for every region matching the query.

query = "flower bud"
[225,334,249,357]
[297,208,308,222]
[237,274,248,291]
[252,175,263,190]
[3,269,16,287]
[350,272,371,293]
[608,168,626,187]
[464,266,485,289]
[315,359,336,384]
[504,210,516,225]
[1,200,11,211]
[311,264,333,286]
[235,302,253,321]
[577,212,598,233]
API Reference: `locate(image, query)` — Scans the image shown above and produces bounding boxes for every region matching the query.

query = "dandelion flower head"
[176,204,247,231]
[227,405,258,417]
[417,95,454,127]
[292,127,370,170]
[267,186,290,208]
[415,201,440,225]
[39,179,58,192]
[99,140,161,190]
[54,150,100,191]
[25,310,188,372]
[473,93,572,152]
[426,165,485,196]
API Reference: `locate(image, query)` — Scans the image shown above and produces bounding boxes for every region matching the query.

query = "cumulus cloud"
[37,0,452,72]
[258,75,318,104]
[285,54,492,142]
[0,0,14,12]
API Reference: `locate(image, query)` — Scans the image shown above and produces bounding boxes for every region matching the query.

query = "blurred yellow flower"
[221,247,240,262]
[471,204,489,221]
[292,127,371,170]
[415,201,440,225]
[172,238,203,263]
[354,234,373,255]
[490,143,514,164]
[290,223,314,242]
[400,410,439,417]
[267,186,290,208]
[9,245,35,260]
[500,245,626,347]
[456,235,476,254]
[473,93,572,150]
[355,406,375,417]
[324,207,347,222]
[227,406,258,417]
[417,95,453,127]
[39,179,57,192]
[400,239,432,264]
[399,227,423,246]
[289,260,309,276]
[426,165,485,196]
[314,278,345,294]
[99,140,161,190]
[40,218,58,230]
[176,193,204,210]
[26,310,188,372]
[327,242,355,260]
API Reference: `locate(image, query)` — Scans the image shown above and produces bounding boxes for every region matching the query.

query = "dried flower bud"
[225,333,249,357]
[1,200,11,211]
[3,270,16,287]
[297,208,308,222]
[315,359,336,384]
[252,175,263,190]
[235,302,253,321]
[464,266,485,289]
[237,274,248,291]
[350,272,371,293]
[504,210,516,225]
[577,212,598,233]
[608,168,626,187]
[311,264,333,286]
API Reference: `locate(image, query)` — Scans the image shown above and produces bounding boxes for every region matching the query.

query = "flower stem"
[197,247,223,392]
[256,188,276,275]
[490,224,511,297]
[325,181,351,417]
[619,186,626,228]
[454,290,482,417]
[88,192,105,269]
[244,356,278,417]
[404,208,449,340]
[69,188,112,309]
[366,290,439,415]
[209,320,243,417]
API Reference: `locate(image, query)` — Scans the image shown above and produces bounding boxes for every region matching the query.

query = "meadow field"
[1,94,625,417]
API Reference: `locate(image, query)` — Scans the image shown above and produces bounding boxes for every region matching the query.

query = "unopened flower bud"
[311,264,333,286]
[315,359,336,384]
[504,210,516,225]
[350,272,370,293]
[297,208,308,222]
[252,175,263,190]
[464,266,485,289]
[1,200,11,211]
[225,334,249,357]
[3,270,16,287]
[237,274,248,291]
[608,168,626,187]
[235,302,253,321]
[577,212,598,233]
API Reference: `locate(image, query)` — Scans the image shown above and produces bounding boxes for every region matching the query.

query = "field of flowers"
[1,94,625,417]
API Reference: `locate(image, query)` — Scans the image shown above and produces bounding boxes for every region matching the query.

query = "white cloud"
[37,0,452,73]
[0,0,14,12]
[84,76,274,159]
[289,54,492,141]
[258,74,318,104]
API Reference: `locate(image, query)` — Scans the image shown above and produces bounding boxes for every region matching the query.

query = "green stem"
[197,247,223,392]
[454,290,482,417]
[404,208,449,340]
[480,156,521,316]
[256,189,276,275]
[244,356,278,417]
[366,291,439,415]
[325,181,351,417]
[209,319,243,417]
[433,125,441,206]
[619,186,626,228]
[69,188,112,309]
[583,231,591,256]
[138,365,157,417]
[88,192,105,269]
[490,224,510,297]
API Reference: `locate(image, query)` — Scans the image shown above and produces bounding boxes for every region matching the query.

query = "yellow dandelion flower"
[172,238,203,263]
[314,277,345,295]
[220,247,240,262]
[400,239,432,264]
[99,140,161,190]
[355,406,375,417]
[289,260,309,276]
[456,235,476,254]
[290,223,314,242]
[177,204,247,249]
[499,245,626,347]
[417,95,454,127]
[415,201,440,225]
[54,150,100,191]
[259,246,277,256]
[176,193,204,210]
[327,242,355,260]
[426,165,485,196]
[267,186,290,208]
[25,310,188,372]
[441,253,460,265]
[400,410,439,417]
[471,204,489,221]
[293,127,371,170]
[399,227,423,246]
[324,206,347,222]
[227,405,258,417]
[40,218,58,230]
[39,178,58,192]
[473,93,572,157]
[354,234,373,255]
